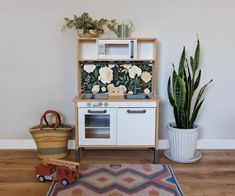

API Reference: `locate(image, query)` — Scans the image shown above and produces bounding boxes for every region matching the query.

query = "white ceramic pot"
[167,122,200,160]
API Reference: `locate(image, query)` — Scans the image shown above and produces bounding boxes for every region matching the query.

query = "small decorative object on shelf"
[61,12,117,37]
[108,20,134,38]
[97,39,137,59]
[35,158,80,186]
[29,110,74,159]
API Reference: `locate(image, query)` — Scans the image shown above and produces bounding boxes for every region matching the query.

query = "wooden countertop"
[73,95,160,102]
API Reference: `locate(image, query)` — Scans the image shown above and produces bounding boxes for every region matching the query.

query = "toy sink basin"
[94,93,108,99]
[83,93,108,99]
[124,93,150,99]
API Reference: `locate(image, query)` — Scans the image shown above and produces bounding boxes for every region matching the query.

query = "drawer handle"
[88,110,107,114]
[127,109,146,114]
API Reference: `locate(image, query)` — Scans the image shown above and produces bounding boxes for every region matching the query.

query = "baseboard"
[158,139,235,149]
[0,139,235,149]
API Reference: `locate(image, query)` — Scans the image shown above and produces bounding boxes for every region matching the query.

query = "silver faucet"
[133,75,141,95]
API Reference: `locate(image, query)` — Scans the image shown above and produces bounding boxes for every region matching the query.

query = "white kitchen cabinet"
[78,106,156,146]
[117,108,156,145]
[78,108,116,145]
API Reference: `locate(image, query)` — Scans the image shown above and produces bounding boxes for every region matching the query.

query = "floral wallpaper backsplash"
[81,64,152,94]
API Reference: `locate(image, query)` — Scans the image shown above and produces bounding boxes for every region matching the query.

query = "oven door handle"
[88,109,107,114]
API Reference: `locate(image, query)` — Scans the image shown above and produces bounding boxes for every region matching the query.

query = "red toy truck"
[35,159,80,186]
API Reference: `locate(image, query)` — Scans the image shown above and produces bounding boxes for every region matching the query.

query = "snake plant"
[167,39,212,129]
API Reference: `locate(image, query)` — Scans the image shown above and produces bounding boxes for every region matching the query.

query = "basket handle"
[42,110,61,127]
[39,110,61,131]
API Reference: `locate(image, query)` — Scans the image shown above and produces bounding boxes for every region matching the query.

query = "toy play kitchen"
[73,37,160,163]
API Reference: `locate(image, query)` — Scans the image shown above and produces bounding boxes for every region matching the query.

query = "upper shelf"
[78,59,155,64]
[77,37,157,61]
[78,37,157,41]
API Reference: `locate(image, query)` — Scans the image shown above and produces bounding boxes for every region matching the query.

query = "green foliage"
[167,40,212,129]
[62,12,117,35]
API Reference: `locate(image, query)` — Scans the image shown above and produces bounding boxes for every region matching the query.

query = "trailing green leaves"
[167,39,212,129]
[62,12,117,35]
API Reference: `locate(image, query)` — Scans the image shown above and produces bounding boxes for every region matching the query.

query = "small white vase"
[167,123,200,160]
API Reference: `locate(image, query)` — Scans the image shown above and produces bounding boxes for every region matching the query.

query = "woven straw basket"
[29,110,73,159]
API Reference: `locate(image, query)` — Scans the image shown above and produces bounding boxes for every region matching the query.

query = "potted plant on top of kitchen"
[61,12,117,37]
[165,39,212,163]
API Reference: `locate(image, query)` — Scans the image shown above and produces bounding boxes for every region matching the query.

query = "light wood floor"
[0,150,235,196]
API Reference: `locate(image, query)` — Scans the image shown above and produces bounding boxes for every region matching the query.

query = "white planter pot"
[167,123,200,160]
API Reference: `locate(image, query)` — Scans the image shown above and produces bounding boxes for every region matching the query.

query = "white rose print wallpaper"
[81,63,152,94]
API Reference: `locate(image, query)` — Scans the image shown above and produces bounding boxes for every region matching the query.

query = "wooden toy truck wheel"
[38,175,45,182]
[61,179,69,186]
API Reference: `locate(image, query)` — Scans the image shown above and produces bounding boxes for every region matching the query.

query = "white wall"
[0,0,234,140]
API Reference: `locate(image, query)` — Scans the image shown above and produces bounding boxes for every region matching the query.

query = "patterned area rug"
[47,164,184,196]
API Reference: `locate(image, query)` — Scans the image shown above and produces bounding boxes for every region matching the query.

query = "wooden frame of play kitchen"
[73,37,160,163]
